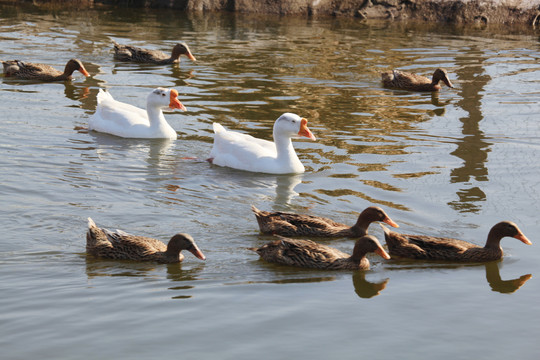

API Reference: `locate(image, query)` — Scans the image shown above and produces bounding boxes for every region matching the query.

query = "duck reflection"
[485,261,532,294]
[352,270,389,299]
[85,256,163,279]
[448,46,492,213]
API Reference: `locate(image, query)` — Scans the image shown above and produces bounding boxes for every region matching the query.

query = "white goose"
[208,113,316,174]
[88,87,186,139]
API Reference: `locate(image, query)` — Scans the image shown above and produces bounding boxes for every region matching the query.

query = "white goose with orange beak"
[208,113,316,174]
[88,87,186,139]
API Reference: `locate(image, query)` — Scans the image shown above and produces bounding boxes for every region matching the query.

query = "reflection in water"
[352,271,389,299]
[85,256,162,279]
[449,47,493,213]
[485,261,532,294]
[387,260,532,294]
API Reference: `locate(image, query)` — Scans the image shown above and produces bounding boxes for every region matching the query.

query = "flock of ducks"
[2,41,531,271]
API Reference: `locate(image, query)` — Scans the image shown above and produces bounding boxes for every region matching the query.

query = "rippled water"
[1,4,540,360]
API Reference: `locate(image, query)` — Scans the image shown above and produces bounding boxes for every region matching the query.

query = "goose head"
[147,87,186,111]
[274,113,316,141]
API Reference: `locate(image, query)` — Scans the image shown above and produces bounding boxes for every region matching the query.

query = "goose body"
[2,58,89,81]
[252,205,399,237]
[250,235,390,270]
[208,113,316,174]
[86,218,205,263]
[381,68,453,92]
[381,221,531,262]
[88,87,186,139]
[113,41,196,64]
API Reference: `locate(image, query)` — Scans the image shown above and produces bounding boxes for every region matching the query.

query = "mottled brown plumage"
[2,58,90,81]
[381,221,531,262]
[381,68,453,92]
[251,205,399,238]
[249,235,390,270]
[86,218,206,263]
[112,41,196,64]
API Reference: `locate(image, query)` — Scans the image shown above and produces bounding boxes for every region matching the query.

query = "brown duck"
[86,218,206,263]
[251,205,399,238]
[112,41,196,64]
[2,58,90,81]
[250,235,390,270]
[380,221,531,262]
[381,68,453,92]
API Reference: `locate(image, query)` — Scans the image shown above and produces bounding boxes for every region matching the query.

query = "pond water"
[1,4,539,360]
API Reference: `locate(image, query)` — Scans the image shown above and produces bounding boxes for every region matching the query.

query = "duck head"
[166,233,206,260]
[433,68,453,88]
[172,43,197,61]
[65,59,90,77]
[148,87,186,111]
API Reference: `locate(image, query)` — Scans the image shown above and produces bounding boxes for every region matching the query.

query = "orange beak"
[514,231,532,245]
[383,216,399,228]
[79,65,90,77]
[375,246,391,260]
[186,51,197,62]
[169,89,186,111]
[298,118,316,141]
[189,245,206,260]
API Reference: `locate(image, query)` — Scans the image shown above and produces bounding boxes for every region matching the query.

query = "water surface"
[1,5,539,360]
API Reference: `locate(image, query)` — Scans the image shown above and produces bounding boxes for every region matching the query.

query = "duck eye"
[162,93,165,96]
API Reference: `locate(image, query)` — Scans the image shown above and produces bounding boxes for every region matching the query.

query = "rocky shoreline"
[5,0,540,26]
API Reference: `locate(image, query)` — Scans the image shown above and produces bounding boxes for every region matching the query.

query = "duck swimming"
[381,68,453,92]
[112,41,196,64]
[381,221,531,262]
[2,58,89,81]
[249,235,390,270]
[208,113,316,174]
[86,218,206,263]
[88,87,186,139]
[252,205,399,237]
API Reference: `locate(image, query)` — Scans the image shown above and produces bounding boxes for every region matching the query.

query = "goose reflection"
[352,270,389,299]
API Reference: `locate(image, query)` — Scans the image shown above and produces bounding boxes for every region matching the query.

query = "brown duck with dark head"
[381,221,531,262]
[2,58,90,81]
[86,218,206,263]
[381,68,453,92]
[252,205,399,238]
[112,41,196,64]
[249,235,390,270]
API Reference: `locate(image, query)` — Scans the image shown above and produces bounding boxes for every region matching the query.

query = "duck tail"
[250,205,266,232]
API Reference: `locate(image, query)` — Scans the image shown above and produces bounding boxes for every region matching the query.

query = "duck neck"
[484,229,504,251]
[350,217,370,236]
[349,242,368,263]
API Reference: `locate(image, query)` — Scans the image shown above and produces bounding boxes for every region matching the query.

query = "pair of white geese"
[88,87,316,174]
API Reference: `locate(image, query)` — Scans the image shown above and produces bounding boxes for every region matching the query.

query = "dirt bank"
[8,0,540,25]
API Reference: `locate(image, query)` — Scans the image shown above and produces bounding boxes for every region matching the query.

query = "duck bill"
[169,89,186,111]
[186,51,197,62]
[79,66,90,77]
[383,216,399,228]
[298,118,316,141]
[514,232,532,245]
[375,246,391,260]
[189,245,206,260]
[443,76,453,88]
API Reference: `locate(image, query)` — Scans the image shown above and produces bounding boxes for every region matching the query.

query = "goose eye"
[162,93,166,96]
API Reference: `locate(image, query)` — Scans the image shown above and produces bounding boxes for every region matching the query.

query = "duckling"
[2,58,89,81]
[112,41,196,64]
[381,68,453,92]
[249,235,390,270]
[252,205,399,237]
[86,218,205,263]
[381,221,531,262]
